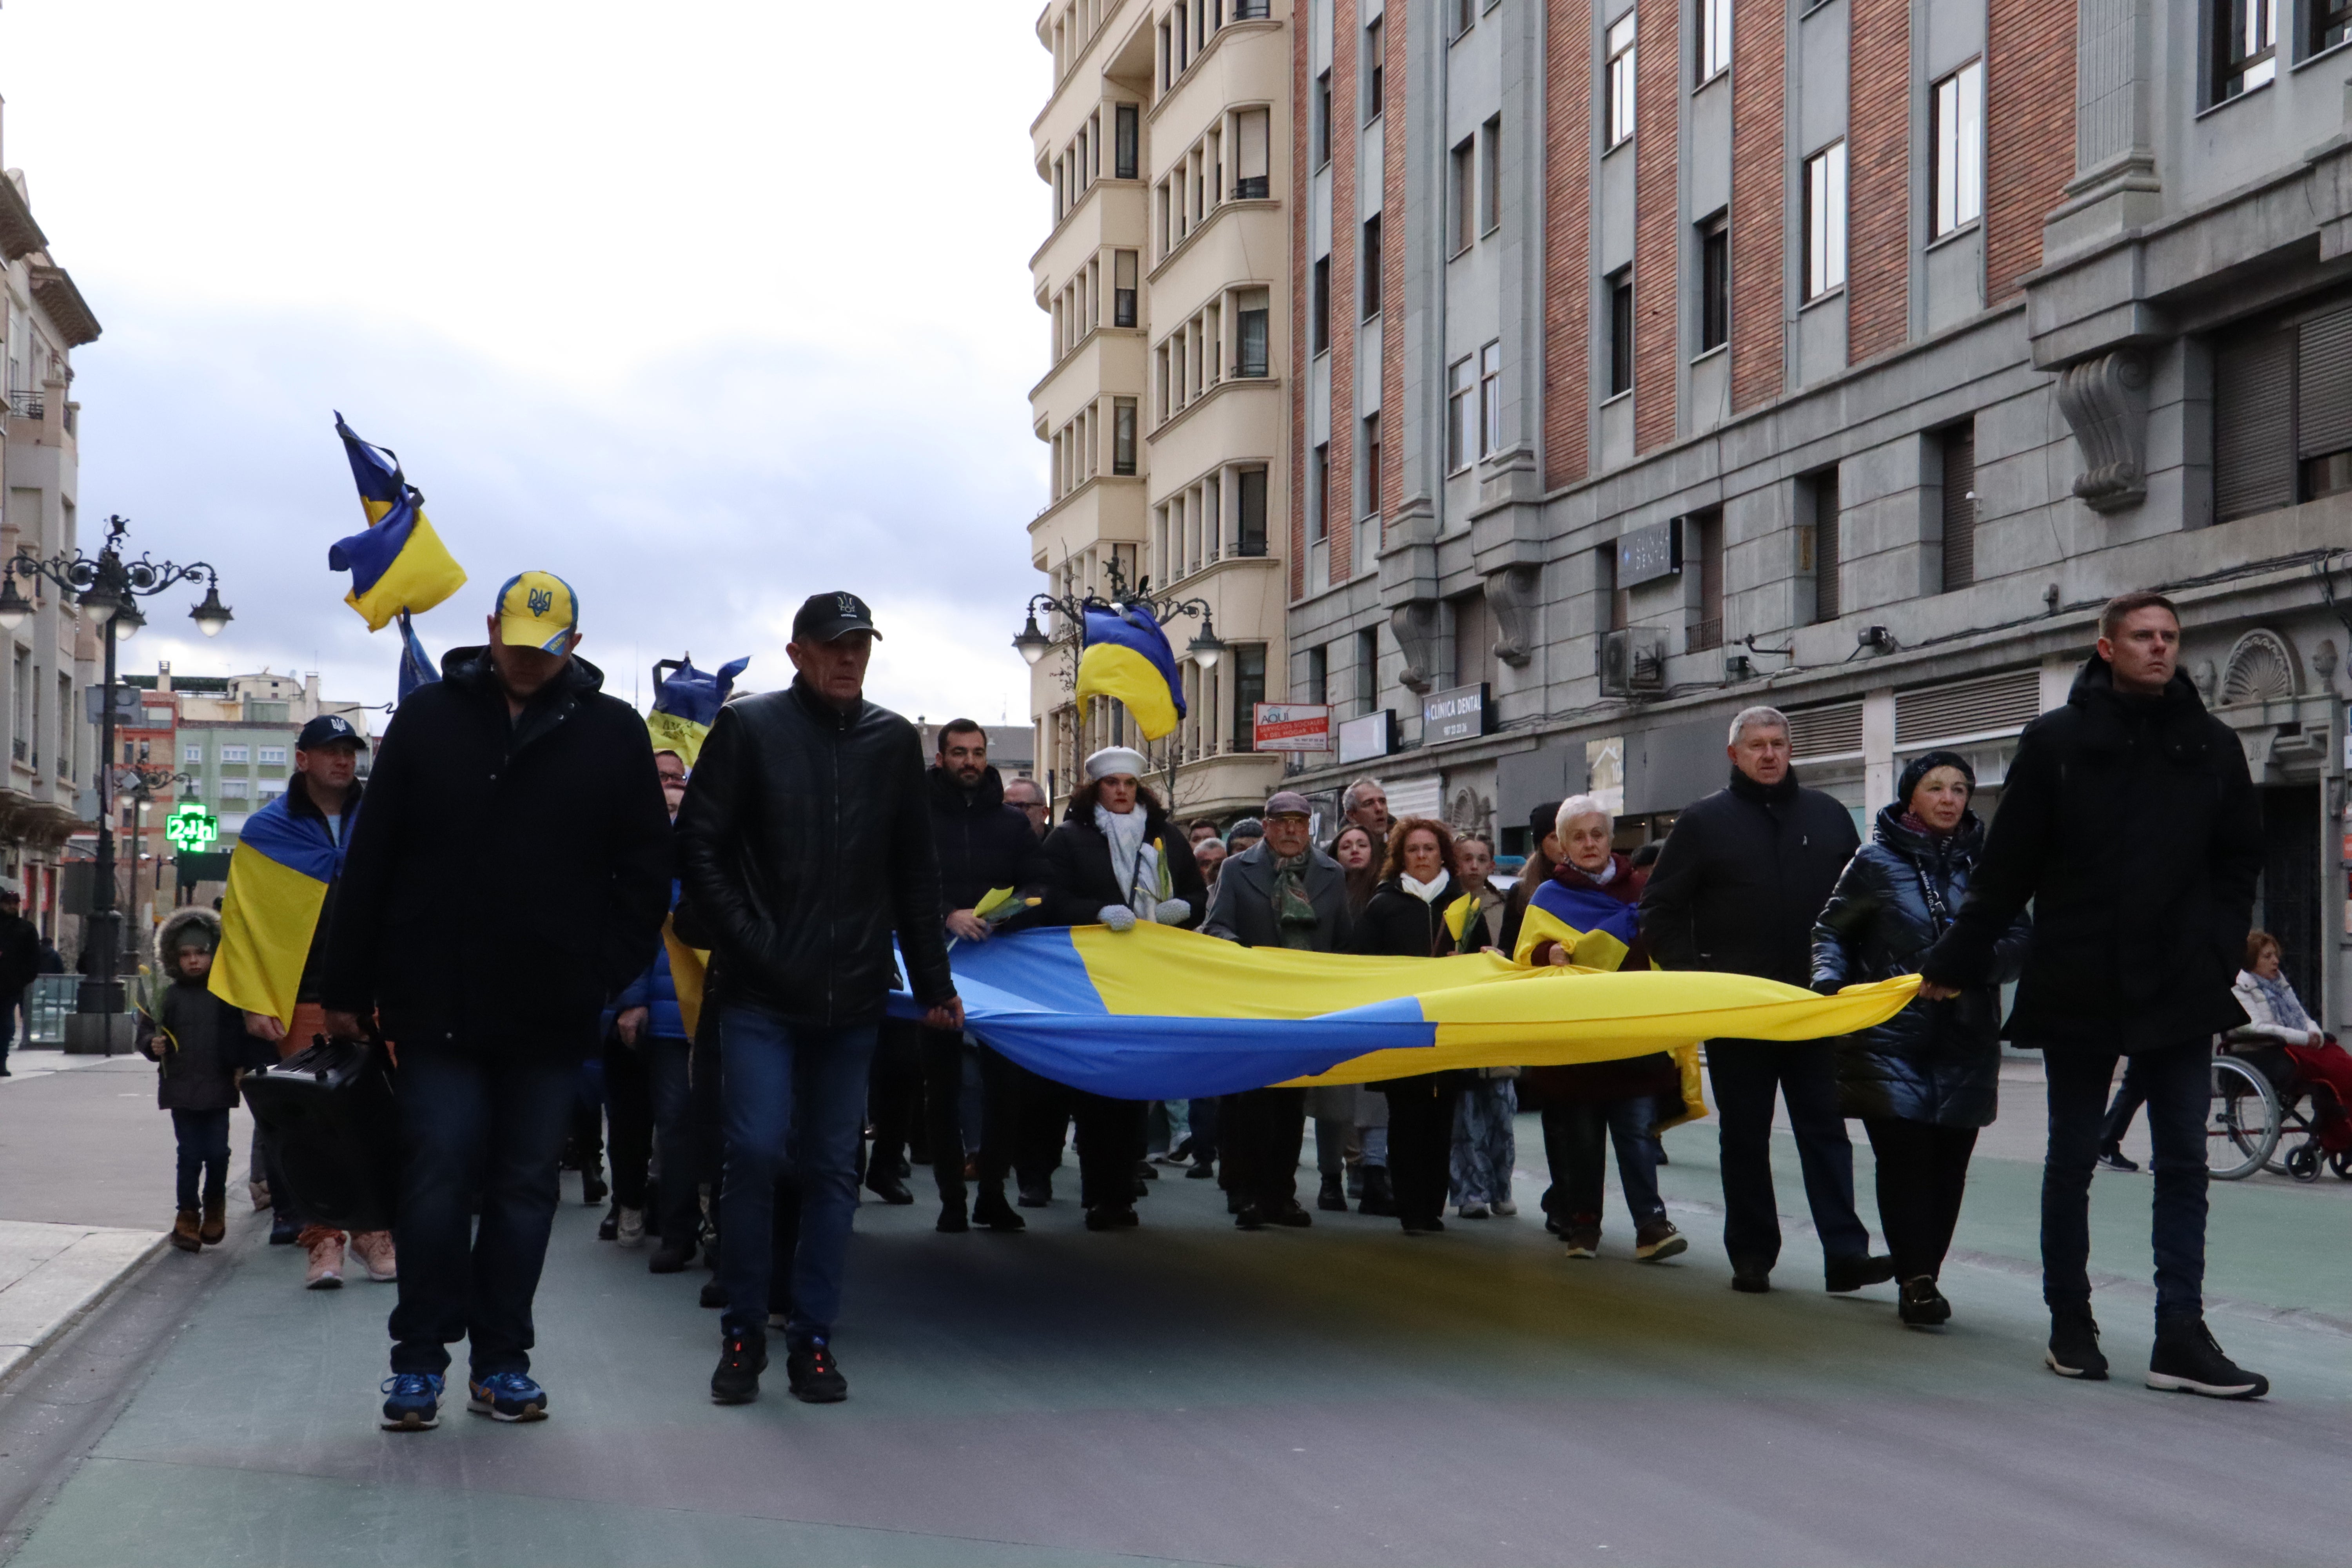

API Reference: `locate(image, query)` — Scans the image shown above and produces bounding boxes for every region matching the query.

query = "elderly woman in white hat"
[1032,746,1207,1230]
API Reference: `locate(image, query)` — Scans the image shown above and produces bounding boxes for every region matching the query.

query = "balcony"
[6,386,42,420]
[1687,619,1724,655]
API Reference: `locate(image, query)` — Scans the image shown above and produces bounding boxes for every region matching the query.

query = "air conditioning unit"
[1599,628,1671,697]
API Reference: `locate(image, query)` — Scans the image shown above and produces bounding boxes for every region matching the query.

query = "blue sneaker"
[379,1372,443,1431]
[466,1370,549,1423]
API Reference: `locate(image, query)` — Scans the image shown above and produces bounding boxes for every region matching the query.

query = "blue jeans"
[1540,1094,1664,1227]
[1450,1078,1519,1207]
[717,1007,877,1345]
[2042,1039,2211,1323]
[171,1107,230,1211]
[1706,1039,1871,1270]
[388,1048,577,1379]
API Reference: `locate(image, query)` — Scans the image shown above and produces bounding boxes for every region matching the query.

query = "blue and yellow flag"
[396,610,439,701]
[1074,605,1185,741]
[885,923,1916,1101]
[328,413,467,632]
[209,794,352,1028]
[646,655,749,766]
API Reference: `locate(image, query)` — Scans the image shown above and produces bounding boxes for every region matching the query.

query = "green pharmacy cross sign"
[164,803,218,851]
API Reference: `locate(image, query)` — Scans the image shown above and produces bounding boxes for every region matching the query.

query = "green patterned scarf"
[1271,852,1320,950]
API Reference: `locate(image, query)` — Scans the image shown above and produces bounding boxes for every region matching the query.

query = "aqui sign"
[164,802,219,851]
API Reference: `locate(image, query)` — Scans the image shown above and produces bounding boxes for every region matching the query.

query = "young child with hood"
[137,908,273,1251]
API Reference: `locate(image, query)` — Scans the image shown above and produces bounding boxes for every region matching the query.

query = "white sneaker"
[1493,1198,1519,1216]
[1458,1201,1492,1219]
[616,1207,646,1248]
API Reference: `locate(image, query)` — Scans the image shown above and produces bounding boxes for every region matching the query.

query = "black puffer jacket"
[1033,799,1206,930]
[323,649,673,1056]
[674,678,954,1026]
[1812,807,2029,1126]
[1638,767,1860,985]
[1921,657,2262,1053]
[929,764,1048,916]
[1349,874,1464,959]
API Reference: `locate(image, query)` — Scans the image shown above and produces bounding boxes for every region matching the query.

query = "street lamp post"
[1013,558,1225,811]
[0,515,231,1052]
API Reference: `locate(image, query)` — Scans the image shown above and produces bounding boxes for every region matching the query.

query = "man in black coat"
[676,592,960,1407]
[1639,705,1887,1295]
[324,571,673,1431]
[0,886,40,1076]
[1922,592,2268,1397]
[912,719,1047,1234]
[1202,791,1354,1227]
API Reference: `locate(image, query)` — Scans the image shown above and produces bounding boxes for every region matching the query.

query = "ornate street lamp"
[2,515,231,1051]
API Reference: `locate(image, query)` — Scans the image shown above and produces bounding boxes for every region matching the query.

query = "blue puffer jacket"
[1810,806,2029,1127]
[606,878,686,1042]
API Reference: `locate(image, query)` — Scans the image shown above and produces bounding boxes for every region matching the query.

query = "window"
[1932,62,1984,236]
[259,779,287,798]
[1451,138,1477,255]
[1804,467,1842,622]
[1112,398,1137,474]
[221,744,249,764]
[1312,256,1331,354]
[1698,213,1729,352]
[1100,252,1130,330]
[1364,412,1383,516]
[1479,116,1502,234]
[1687,508,1724,652]
[1314,71,1332,166]
[1234,107,1270,198]
[258,745,287,765]
[2318,0,2352,56]
[2218,1,2278,102]
[1479,341,1503,457]
[1696,0,1731,81]
[1803,142,1847,299]
[1452,0,1476,40]
[1115,103,1139,179]
[1606,13,1638,147]
[1607,267,1634,397]
[1361,216,1382,318]
[183,742,202,764]
[1230,644,1267,752]
[1305,644,1329,706]
[1597,543,1629,633]
[1236,466,1269,554]
[1312,441,1331,540]
[1446,356,1476,472]
[1236,288,1269,376]
[220,778,250,801]
[1364,17,1384,122]
[1356,628,1380,713]
[1939,421,1978,592]
[2212,302,2352,521]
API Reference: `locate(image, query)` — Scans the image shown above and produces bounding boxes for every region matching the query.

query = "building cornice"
[1148,369,1283,441]
[1145,196,1282,287]
[29,263,100,347]
[0,178,46,263]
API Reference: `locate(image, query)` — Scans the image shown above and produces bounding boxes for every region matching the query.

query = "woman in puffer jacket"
[1811,751,2030,1328]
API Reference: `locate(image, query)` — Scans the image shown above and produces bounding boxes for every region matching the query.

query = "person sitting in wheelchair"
[2230,930,2352,1156]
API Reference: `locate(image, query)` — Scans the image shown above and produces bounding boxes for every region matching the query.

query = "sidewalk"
[0,1221,164,1389]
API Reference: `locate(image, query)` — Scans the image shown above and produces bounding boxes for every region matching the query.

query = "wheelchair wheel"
[2285,1141,2322,1182]
[2207,1056,2280,1180]
[2330,1148,2352,1181]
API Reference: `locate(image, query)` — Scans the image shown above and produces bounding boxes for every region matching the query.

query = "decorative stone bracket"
[1485,564,1541,667]
[1389,599,1441,695]
[2054,348,2150,513]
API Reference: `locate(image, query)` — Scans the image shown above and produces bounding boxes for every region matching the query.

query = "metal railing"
[1687,618,1724,654]
[7,387,42,420]
[26,975,83,1044]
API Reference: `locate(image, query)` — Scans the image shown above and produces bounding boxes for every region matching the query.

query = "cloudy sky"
[0,0,1049,726]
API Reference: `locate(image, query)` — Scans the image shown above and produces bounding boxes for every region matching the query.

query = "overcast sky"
[0,0,1049,727]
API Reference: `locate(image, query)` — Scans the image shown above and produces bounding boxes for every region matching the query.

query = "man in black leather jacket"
[677,592,960,1408]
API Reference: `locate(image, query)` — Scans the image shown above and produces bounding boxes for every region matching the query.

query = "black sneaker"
[973,1189,1027,1232]
[581,1170,608,1206]
[648,1241,695,1274]
[786,1340,848,1404]
[1183,1160,1217,1180]
[2147,1319,2268,1399]
[1269,1199,1312,1228]
[597,1204,619,1242]
[1084,1204,1137,1231]
[699,1278,726,1310]
[711,1330,766,1405]
[1897,1276,1952,1327]
[1134,1160,1159,1180]
[1234,1204,1268,1231]
[936,1203,969,1233]
[2095,1146,2140,1173]
[1731,1262,1772,1294]
[1317,1174,1348,1212]
[2046,1308,2109,1380]
[1824,1253,1898,1293]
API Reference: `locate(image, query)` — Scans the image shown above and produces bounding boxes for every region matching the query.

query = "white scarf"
[1400,870,1450,904]
[1094,803,1161,918]
[1577,855,1618,888]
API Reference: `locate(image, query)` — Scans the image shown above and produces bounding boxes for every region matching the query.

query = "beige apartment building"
[1027,0,1293,823]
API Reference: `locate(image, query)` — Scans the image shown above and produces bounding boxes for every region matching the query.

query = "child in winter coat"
[137,909,270,1251]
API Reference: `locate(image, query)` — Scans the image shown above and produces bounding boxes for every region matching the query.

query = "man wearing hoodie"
[1922,592,2268,1398]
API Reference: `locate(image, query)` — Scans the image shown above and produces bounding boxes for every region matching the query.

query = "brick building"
[1278,0,2352,1026]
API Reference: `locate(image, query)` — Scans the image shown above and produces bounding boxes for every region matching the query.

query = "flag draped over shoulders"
[209,794,351,1027]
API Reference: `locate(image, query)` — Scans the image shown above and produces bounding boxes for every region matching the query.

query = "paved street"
[1,1050,2348,1567]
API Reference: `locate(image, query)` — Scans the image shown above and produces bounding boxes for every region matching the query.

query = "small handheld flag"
[328,414,468,632]
[646,655,750,766]
[396,610,439,701]
[1074,606,1186,742]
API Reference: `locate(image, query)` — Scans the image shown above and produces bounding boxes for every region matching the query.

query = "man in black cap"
[677,591,960,1407]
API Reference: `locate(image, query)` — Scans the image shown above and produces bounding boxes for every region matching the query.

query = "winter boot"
[1356,1165,1398,1217]
[171,1209,202,1252]
[199,1198,227,1245]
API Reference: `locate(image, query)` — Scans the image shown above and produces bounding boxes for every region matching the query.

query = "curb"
[0,1225,170,1397]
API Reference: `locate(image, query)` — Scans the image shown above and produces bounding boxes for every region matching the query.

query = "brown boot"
[200,1198,227,1245]
[171,1210,202,1252]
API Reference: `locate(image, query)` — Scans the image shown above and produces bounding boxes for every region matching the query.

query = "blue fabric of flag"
[1529,877,1642,947]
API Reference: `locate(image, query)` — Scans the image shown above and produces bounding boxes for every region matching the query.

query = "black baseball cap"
[296,713,367,751]
[791,591,882,644]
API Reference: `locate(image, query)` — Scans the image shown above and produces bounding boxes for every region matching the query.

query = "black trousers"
[1220,1087,1307,1211]
[2044,1041,2210,1321]
[604,1035,654,1210]
[1381,1077,1461,1228]
[1018,1076,1076,1188]
[866,1021,927,1177]
[1071,1091,1145,1211]
[1862,1116,1978,1282]
[1706,1039,1870,1271]
[922,1032,1021,1202]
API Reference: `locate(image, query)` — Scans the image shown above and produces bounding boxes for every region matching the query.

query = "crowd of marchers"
[130,579,2352,1429]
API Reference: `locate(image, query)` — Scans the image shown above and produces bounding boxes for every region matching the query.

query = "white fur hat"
[1083,746,1149,783]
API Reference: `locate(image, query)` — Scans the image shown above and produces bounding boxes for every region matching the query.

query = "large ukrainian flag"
[886,923,1915,1100]
[328,413,467,632]
[209,798,348,1028]
[1074,605,1185,741]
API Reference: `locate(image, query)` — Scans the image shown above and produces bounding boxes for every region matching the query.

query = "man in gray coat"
[1201,792,1354,1229]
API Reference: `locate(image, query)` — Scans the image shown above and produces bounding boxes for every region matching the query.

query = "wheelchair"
[2206,1037,2352,1183]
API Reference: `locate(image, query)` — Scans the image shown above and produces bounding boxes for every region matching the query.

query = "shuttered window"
[2214,326,2296,523]
[1894,670,2039,745]
[1786,701,1863,759]
[1939,422,1976,592]
[2296,305,2352,499]
[1808,467,1842,622]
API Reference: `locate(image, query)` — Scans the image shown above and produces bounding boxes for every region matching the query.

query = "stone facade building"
[1275,0,2351,1025]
